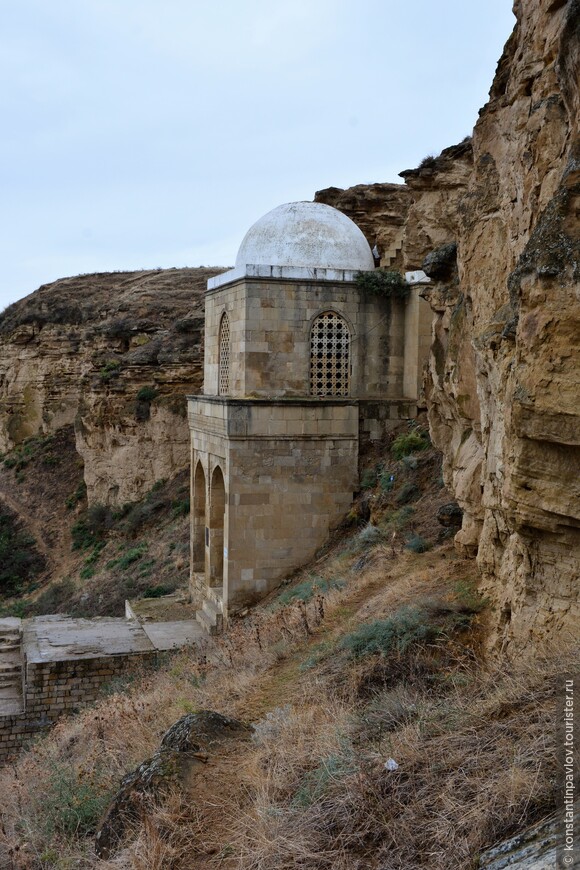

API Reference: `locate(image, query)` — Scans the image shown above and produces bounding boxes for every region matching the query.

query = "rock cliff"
[422,0,579,651]
[325,0,579,651]
[0,268,224,505]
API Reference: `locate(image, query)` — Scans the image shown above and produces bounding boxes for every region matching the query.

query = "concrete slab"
[23,616,154,663]
[142,620,205,651]
[126,592,200,623]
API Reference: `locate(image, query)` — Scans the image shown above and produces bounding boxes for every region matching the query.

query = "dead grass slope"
[0,436,569,870]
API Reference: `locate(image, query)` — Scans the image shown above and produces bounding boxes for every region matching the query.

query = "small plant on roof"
[355,269,410,300]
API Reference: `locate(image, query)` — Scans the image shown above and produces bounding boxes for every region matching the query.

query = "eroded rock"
[95,710,252,859]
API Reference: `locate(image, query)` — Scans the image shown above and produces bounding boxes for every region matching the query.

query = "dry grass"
[0,465,571,869]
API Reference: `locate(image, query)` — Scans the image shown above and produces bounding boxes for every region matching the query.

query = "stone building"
[188,201,430,633]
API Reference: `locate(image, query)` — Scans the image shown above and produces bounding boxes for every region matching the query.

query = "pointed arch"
[218,312,231,396]
[310,310,351,396]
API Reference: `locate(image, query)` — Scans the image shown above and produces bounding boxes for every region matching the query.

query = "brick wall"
[0,651,158,762]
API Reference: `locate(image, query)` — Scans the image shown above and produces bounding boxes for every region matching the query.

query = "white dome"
[235,201,375,272]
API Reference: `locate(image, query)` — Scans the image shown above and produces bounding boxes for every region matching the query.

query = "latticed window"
[218,312,230,395]
[310,311,350,397]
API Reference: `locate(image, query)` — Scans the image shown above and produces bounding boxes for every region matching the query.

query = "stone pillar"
[403,272,432,400]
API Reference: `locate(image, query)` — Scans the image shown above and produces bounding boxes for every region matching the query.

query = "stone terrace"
[0,614,204,761]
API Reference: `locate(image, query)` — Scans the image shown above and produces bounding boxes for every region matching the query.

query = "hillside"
[0,436,571,868]
[0,268,224,615]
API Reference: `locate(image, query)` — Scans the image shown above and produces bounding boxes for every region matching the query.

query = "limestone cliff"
[0,268,224,505]
[324,1,579,651]
[423,0,579,651]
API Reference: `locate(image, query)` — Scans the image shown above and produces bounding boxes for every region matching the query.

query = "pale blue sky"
[0,1,515,309]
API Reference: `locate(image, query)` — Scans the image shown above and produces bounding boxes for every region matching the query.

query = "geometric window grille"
[218,312,230,396]
[310,310,350,397]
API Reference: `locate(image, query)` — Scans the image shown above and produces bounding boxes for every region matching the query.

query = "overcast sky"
[0,0,515,309]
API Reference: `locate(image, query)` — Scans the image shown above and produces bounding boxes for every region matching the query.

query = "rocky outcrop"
[0,268,224,505]
[419,0,580,651]
[95,711,252,859]
[399,139,474,270]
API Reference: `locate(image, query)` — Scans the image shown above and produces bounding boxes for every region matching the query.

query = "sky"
[0,0,516,310]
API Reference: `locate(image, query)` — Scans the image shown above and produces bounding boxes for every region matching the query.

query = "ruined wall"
[0,652,158,761]
[0,268,223,505]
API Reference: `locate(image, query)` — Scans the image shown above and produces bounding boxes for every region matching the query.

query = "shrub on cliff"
[354,269,410,300]
[391,430,429,459]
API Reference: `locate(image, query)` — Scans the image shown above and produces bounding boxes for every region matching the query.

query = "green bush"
[384,505,415,529]
[99,360,121,382]
[391,430,429,459]
[65,481,86,510]
[379,470,395,492]
[136,385,157,402]
[143,583,176,598]
[39,762,113,836]
[87,503,113,533]
[360,468,377,489]
[71,519,97,551]
[405,534,430,553]
[80,543,105,580]
[107,543,147,571]
[396,482,421,505]
[275,575,344,608]
[355,269,410,300]
[171,497,190,517]
[340,605,442,659]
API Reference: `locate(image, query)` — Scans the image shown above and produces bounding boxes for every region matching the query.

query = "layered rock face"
[421,0,580,651]
[0,268,224,505]
[324,1,579,651]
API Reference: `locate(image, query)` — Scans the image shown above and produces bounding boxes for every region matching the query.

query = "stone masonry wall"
[0,651,158,762]
[203,278,406,400]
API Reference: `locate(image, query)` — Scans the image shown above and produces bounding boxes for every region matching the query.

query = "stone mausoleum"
[188,201,430,633]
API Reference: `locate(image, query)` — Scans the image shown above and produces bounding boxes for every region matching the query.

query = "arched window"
[310,311,350,396]
[218,312,230,396]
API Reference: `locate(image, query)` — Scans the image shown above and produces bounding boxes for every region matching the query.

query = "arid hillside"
[0,268,224,615]
[0,433,570,869]
[0,267,225,505]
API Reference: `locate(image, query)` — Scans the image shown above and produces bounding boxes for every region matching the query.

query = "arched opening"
[218,312,231,396]
[310,311,351,396]
[192,461,206,572]
[208,465,226,586]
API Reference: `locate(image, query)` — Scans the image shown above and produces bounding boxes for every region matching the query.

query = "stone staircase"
[382,226,405,267]
[0,619,24,717]
[195,586,224,636]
